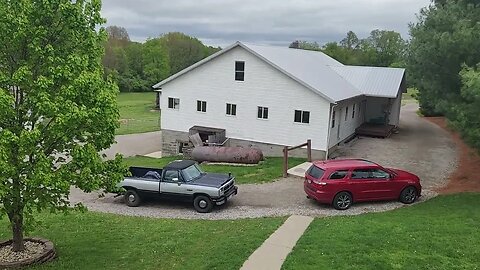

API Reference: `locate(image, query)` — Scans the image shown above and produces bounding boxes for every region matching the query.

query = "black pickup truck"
[117,160,238,213]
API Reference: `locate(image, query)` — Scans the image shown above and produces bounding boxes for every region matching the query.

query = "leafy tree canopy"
[0,0,125,251]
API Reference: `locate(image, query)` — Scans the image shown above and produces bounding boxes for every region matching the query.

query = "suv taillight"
[312,179,327,186]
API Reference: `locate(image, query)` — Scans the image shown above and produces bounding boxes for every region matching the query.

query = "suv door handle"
[187,189,193,191]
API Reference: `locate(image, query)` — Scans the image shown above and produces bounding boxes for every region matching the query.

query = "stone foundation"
[161,129,326,159]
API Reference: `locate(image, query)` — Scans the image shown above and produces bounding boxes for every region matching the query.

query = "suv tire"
[333,191,352,210]
[399,186,417,204]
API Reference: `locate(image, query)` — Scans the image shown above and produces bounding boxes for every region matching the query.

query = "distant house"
[153,42,406,159]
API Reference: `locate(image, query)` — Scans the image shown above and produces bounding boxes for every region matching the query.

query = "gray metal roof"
[153,41,406,103]
[329,65,405,98]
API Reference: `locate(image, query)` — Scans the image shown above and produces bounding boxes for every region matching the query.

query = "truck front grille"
[222,179,235,194]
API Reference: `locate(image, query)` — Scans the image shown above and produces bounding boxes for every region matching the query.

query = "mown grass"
[283,193,480,270]
[116,92,160,135]
[123,156,307,184]
[0,212,285,270]
[402,88,419,106]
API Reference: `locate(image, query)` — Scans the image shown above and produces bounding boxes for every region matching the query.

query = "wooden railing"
[283,139,312,177]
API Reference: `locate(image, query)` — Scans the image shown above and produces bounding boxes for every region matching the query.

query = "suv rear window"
[307,165,325,179]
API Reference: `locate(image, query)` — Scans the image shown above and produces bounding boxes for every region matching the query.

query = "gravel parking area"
[71,103,457,219]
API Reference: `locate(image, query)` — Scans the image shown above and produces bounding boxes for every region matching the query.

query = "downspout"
[325,103,338,160]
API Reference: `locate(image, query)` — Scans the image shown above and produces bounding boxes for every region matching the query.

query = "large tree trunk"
[11,213,24,252]
[9,176,25,252]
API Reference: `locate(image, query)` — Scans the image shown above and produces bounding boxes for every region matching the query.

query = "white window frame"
[168,97,180,110]
[226,103,237,116]
[294,110,310,124]
[257,106,269,119]
[197,100,207,113]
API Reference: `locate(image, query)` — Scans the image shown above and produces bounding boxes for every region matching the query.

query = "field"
[116,92,160,135]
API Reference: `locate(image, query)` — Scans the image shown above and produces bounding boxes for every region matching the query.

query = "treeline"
[102,26,220,92]
[408,0,480,150]
[289,29,407,68]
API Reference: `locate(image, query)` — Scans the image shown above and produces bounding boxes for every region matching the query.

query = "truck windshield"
[182,164,204,182]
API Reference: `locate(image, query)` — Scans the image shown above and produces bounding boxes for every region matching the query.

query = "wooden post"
[283,146,288,178]
[307,139,312,162]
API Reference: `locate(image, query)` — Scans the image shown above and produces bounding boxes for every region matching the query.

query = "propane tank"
[191,146,264,164]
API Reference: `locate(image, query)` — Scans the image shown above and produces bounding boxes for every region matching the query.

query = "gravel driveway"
[101,131,162,159]
[71,103,457,219]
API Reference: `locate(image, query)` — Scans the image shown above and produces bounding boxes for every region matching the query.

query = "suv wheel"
[333,192,352,210]
[193,195,213,213]
[399,186,417,204]
[125,189,141,207]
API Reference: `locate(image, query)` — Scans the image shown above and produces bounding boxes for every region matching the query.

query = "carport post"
[307,139,312,162]
[283,146,288,178]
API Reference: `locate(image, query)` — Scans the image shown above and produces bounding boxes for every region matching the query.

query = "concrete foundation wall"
[162,129,326,160]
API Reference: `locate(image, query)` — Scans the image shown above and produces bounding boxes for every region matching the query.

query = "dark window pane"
[168,98,173,108]
[235,71,244,81]
[302,111,310,123]
[308,165,325,179]
[345,107,348,121]
[351,169,370,179]
[294,110,302,122]
[197,100,201,112]
[264,107,268,119]
[258,107,262,118]
[235,61,245,71]
[203,101,207,112]
[329,170,348,179]
[332,111,336,128]
[371,169,390,179]
[226,104,230,115]
[232,104,236,115]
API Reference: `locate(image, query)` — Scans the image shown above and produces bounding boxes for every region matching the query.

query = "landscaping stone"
[0,238,56,268]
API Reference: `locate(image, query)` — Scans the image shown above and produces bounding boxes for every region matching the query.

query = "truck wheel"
[125,189,141,207]
[193,195,213,213]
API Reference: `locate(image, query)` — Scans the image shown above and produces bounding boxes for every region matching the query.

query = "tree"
[142,38,171,87]
[408,0,480,115]
[159,32,215,75]
[340,31,359,50]
[366,29,406,67]
[0,0,125,252]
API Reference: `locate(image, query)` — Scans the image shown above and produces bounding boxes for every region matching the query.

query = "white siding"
[328,96,365,148]
[389,91,402,126]
[159,46,332,151]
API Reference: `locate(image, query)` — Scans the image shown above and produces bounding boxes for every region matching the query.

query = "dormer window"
[235,61,245,81]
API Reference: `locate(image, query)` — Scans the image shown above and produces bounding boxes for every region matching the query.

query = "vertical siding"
[389,91,402,126]
[328,96,365,148]
[159,46,331,151]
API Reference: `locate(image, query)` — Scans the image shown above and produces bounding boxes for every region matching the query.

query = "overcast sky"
[101,0,432,47]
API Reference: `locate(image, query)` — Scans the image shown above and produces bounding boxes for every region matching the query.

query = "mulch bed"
[425,117,480,194]
[0,238,56,268]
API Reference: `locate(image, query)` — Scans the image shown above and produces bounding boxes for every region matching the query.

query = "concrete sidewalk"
[287,162,312,178]
[241,215,313,270]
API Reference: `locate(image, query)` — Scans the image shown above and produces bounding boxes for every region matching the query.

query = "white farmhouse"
[153,42,406,159]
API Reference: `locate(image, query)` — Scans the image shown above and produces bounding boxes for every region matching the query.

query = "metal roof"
[152,41,405,103]
[329,65,405,98]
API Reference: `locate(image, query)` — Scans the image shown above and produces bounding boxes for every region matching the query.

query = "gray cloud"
[101,0,432,47]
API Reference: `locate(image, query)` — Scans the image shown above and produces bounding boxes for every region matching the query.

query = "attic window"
[235,61,245,81]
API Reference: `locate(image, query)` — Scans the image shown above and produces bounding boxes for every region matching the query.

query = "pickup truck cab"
[117,160,238,213]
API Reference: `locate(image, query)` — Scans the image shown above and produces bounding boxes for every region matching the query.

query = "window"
[331,110,336,128]
[294,110,310,124]
[257,106,268,119]
[329,170,349,180]
[226,103,237,116]
[235,61,245,81]
[351,169,370,179]
[307,165,325,179]
[164,170,179,182]
[352,104,356,119]
[168,97,180,109]
[345,106,349,121]
[197,100,207,112]
[371,169,390,179]
[351,169,390,180]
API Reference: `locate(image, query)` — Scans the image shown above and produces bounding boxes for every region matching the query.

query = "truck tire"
[125,189,141,207]
[193,195,213,213]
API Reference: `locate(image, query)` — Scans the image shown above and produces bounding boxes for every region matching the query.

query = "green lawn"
[123,156,307,184]
[402,88,419,105]
[283,193,480,270]
[0,212,285,270]
[116,92,160,135]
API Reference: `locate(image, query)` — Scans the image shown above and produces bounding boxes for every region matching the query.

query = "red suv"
[304,159,421,210]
